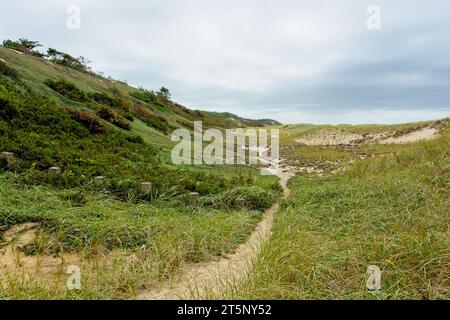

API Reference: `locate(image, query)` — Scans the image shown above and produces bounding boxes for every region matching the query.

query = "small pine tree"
[159,87,171,99]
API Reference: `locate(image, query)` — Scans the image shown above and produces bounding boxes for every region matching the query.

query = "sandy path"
[137,170,294,300]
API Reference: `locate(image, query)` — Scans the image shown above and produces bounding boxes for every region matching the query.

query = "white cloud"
[1,0,449,123]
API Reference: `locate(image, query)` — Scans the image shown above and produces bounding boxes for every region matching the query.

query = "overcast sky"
[2,0,450,124]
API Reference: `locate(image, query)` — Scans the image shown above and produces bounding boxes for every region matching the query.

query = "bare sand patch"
[7,48,24,55]
[0,223,137,286]
[0,223,82,279]
[294,124,441,146]
[378,126,438,144]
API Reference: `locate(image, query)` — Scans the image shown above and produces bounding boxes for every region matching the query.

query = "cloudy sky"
[2,0,450,124]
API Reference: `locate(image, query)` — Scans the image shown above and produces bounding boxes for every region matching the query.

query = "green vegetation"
[89,91,121,107]
[0,60,18,79]
[2,38,43,57]
[0,42,277,134]
[0,67,278,194]
[225,125,449,300]
[0,172,265,299]
[129,88,157,104]
[1,39,447,300]
[46,48,91,73]
[45,78,88,102]
[66,107,106,134]
[292,146,353,162]
[96,106,131,131]
[201,111,282,128]
[0,40,281,299]
[0,172,265,257]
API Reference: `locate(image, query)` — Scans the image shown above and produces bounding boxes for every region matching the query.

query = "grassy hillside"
[0,45,281,189]
[0,44,281,299]
[201,111,281,128]
[0,46,279,132]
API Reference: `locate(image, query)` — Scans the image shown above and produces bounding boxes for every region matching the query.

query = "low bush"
[96,106,131,131]
[0,97,18,121]
[125,134,144,144]
[0,61,18,78]
[203,186,278,211]
[120,110,134,121]
[130,89,171,113]
[0,79,160,187]
[88,91,120,107]
[129,88,156,104]
[45,79,88,102]
[133,105,170,133]
[46,48,90,73]
[66,107,105,134]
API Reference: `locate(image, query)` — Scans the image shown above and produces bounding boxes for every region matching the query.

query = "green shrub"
[96,106,131,131]
[203,186,278,211]
[134,105,170,133]
[120,110,134,121]
[0,61,18,78]
[125,134,144,144]
[45,79,88,102]
[130,89,171,113]
[2,38,43,57]
[0,79,159,187]
[129,88,156,104]
[88,91,120,107]
[96,105,116,120]
[0,97,18,121]
[46,48,90,73]
[66,107,105,134]
[0,157,10,170]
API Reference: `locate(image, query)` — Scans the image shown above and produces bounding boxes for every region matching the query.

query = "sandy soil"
[137,169,294,300]
[295,125,440,146]
[295,129,362,145]
[378,126,438,144]
[0,223,82,280]
[7,48,24,55]
[0,223,136,286]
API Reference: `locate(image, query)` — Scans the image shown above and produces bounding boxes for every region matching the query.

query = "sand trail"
[138,170,294,300]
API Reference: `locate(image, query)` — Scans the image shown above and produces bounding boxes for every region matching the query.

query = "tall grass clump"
[203,186,280,211]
